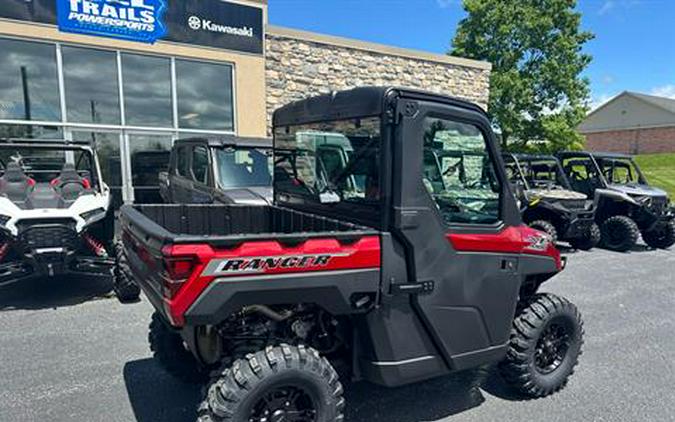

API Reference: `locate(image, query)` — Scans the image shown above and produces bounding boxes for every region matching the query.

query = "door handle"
[500,258,518,273]
[391,280,435,295]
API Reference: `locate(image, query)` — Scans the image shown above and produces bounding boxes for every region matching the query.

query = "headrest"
[60,163,81,183]
[2,162,27,183]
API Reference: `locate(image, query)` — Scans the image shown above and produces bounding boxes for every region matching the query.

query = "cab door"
[390,95,523,370]
[187,145,215,204]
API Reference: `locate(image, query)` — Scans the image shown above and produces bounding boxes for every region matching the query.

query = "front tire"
[198,344,344,422]
[569,222,600,251]
[113,242,141,303]
[529,220,558,244]
[600,215,639,252]
[500,293,584,398]
[149,312,208,384]
[642,220,675,249]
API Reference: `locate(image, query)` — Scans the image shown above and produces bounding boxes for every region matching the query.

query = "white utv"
[0,140,116,287]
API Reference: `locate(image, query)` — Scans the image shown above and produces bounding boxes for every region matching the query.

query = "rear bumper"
[0,248,114,287]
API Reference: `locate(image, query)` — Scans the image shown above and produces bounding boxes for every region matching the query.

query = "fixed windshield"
[598,158,644,185]
[214,147,272,189]
[274,117,381,207]
[0,146,96,186]
[515,159,569,189]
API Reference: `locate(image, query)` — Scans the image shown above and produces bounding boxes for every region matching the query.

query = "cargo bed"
[118,204,382,327]
[120,204,376,249]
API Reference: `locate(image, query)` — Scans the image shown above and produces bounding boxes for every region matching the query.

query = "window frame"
[411,104,509,234]
[190,145,211,185]
[0,37,62,122]
[0,35,238,136]
[421,114,503,229]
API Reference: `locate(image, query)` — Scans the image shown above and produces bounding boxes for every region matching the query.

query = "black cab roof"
[273,86,487,127]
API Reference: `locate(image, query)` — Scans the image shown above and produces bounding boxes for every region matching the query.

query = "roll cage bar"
[504,153,573,190]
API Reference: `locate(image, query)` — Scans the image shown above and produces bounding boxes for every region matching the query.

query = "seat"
[0,162,34,202]
[52,163,89,200]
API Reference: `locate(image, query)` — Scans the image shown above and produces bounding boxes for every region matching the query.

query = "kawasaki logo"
[187,15,254,37]
[203,253,348,276]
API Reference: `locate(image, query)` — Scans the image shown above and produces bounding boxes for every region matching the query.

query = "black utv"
[503,154,600,250]
[558,151,674,251]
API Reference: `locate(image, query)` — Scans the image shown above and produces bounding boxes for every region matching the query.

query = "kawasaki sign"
[57,0,167,44]
[0,0,264,54]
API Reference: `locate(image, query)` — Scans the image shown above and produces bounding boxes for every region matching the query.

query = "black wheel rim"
[606,223,626,247]
[249,385,317,422]
[534,319,573,375]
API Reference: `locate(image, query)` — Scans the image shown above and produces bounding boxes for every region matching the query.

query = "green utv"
[503,154,600,250]
[558,151,674,251]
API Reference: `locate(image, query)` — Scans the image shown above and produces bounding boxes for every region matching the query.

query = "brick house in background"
[579,91,675,154]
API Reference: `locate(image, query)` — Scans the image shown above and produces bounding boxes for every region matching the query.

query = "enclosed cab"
[558,151,674,251]
[503,154,600,250]
[159,136,273,205]
[118,88,584,422]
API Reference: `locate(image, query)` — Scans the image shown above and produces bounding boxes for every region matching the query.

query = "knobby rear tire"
[569,222,600,251]
[600,215,639,252]
[198,344,345,422]
[112,242,141,303]
[528,220,559,244]
[149,312,208,384]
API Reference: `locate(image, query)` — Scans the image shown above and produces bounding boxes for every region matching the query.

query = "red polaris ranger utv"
[118,87,583,422]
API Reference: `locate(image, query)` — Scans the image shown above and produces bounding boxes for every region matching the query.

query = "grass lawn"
[635,153,675,198]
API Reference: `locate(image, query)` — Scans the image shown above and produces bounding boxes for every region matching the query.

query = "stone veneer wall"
[265,27,491,132]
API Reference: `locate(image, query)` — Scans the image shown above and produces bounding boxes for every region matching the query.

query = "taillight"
[161,245,198,299]
[164,256,196,279]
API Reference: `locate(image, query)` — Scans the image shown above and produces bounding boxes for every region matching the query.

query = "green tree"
[452,0,593,152]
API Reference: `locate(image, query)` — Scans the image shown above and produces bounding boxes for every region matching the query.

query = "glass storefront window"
[62,46,120,125]
[128,134,173,203]
[0,35,242,205]
[0,39,61,122]
[122,54,173,127]
[176,59,234,131]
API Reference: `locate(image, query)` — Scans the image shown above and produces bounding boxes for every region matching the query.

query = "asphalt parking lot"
[1,244,674,422]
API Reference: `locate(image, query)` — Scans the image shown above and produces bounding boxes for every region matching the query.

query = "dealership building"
[0,0,491,206]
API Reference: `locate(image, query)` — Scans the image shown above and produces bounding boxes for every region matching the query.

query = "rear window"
[274,117,382,226]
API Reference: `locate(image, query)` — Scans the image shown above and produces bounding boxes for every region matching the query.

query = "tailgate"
[119,205,174,315]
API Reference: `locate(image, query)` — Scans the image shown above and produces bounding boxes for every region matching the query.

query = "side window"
[422,117,501,225]
[191,146,209,184]
[177,146,189,177]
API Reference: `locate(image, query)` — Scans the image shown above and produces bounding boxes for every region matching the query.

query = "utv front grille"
[648,197,668,214]
[17,220,79,251]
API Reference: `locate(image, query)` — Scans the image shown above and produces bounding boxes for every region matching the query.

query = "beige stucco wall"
[580,93,675,134]
[265,26,492,131]
[0,16,268,138]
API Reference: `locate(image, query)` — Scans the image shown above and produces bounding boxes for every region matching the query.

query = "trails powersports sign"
[57,0,167,43]
[0,0,264,54]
